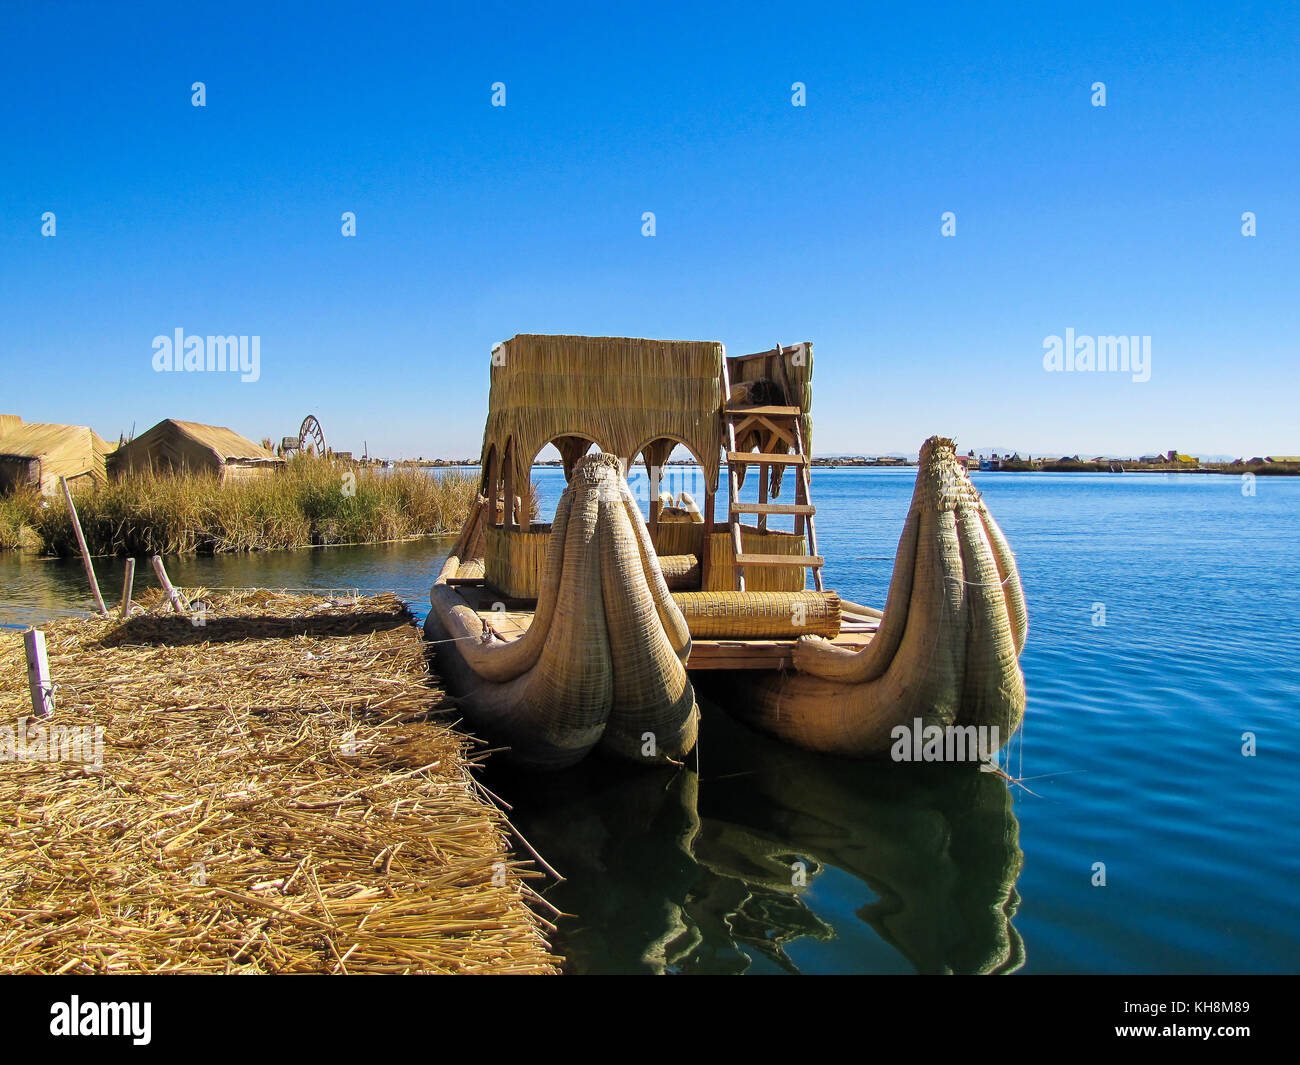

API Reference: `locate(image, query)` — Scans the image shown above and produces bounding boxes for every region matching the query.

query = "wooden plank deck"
[685,631,874,671]
[451,575,881,673]
[463,599,877,671]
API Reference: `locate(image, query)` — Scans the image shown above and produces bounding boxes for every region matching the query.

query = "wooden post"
[649,494,661,550]
[120,557,136,618]
[60,475,108,616]
[757,463,769,533]
[503,453,516,532]
[700,490,715,590]
[24,628,55,718]
[151,555,189,614]
[486,450,501,527]
[720,358,746,592]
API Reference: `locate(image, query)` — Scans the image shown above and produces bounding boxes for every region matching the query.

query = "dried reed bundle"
[657,553,701,590]
[428,454,698,770]
[671,590,841,639]
[0,591,558,974]
[647,521,705,560]
[484,525,550,599]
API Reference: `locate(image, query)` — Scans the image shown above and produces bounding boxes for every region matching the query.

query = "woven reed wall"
[704,526,809,592]
[482,335,725,496]
[654,521,706,559]
[484,525,551,599]
[671,590,840,639]
[485,519,806,599]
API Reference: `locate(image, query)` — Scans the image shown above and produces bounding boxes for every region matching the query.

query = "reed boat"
[425,335,1027,770]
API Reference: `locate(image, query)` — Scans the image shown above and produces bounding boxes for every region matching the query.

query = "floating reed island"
[0,590,558,974]
[426,335,1028,768]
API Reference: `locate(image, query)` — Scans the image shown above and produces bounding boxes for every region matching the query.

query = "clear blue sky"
[2,1,1296,459]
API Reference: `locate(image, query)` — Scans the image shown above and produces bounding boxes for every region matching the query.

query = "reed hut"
[477,335,817,597]
[0,417,114,495]
[110,419,283,482]
[482,333,725,497]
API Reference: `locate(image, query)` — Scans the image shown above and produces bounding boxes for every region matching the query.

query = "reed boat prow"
[426,335,1027,767]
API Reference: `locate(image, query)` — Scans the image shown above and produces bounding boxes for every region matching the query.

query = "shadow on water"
[481,698,1025,975]
[92,610,410,647]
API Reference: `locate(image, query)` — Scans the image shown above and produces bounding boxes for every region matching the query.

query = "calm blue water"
[3,467,1298,973]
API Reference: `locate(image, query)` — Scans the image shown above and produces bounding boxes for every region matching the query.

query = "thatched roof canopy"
[482,335,725,493]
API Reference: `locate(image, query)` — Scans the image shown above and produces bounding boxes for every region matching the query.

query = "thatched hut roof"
[482,335,726,493]
[110,419,281,479]
[0,419,113,490]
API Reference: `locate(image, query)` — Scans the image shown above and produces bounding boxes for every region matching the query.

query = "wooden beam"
[700,491,714,589]
[503,451,517,532]
[485,449,501,526]
[792,418,823,592]
[721,358,745,592]
[119,557,136,618]
[731,502,815,516]
[727,348,783,366]
[686,632,875,671]
[726,452,808,466]
[735,553,824,567]
[794,466,807,536]
[732,414,795,448]
[724,404,803,417]
[60,476,107,616]
[151,555,190,615]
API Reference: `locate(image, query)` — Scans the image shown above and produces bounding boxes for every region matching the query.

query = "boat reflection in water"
[483,699,1025,975]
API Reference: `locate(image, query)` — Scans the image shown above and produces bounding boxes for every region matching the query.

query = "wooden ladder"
[721,349,824,593]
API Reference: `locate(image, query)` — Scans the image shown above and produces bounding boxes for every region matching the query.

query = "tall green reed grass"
[0,459,479,556]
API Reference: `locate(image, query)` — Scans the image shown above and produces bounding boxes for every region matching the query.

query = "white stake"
[24,629,55,718]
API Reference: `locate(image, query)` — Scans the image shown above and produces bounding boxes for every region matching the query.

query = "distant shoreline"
[396,458,1300,476]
